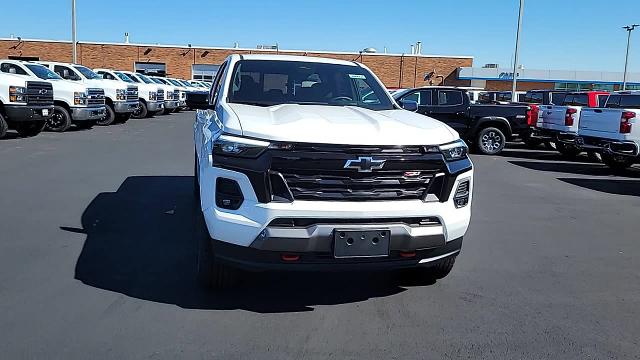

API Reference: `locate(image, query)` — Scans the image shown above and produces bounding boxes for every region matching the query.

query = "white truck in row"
[1,60,106,132]
[0,69,54,138]
[576,91,640,171]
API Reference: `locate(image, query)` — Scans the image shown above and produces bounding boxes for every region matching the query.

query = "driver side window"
[1,63,28,75]
[209,61,228,106]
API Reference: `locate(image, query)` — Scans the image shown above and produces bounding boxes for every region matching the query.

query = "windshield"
[180,80,194,87]
[228,60,394,110]
[167,79,183,87]
[114,72,134,83]
[150,78,164,84]
[25,64,62,80]
[123,73,140,83]
[136,74,155,84]
[74,65,101,80]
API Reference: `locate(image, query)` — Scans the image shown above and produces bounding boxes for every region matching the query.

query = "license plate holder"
[333,229,390,258]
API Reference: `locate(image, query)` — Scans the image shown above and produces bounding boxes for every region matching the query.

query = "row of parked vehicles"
[0,59,210,138]
[392,86,639,172]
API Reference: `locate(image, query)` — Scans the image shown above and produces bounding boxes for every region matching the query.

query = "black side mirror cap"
[186,92,214,110]
[400,99,418,112]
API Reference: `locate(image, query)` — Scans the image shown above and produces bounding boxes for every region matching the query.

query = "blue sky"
[2,0,640,72]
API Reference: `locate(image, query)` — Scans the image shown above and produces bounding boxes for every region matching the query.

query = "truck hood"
[82,78,125,91]
[47,78,88,92]
[226,104,458,145]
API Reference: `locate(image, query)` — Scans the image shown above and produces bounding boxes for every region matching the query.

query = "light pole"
[71,0,77,63]
[511,0,524,99]
[622,24,639,91]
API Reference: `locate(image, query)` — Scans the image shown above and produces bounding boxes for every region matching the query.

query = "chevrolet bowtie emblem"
[344,156,386,172]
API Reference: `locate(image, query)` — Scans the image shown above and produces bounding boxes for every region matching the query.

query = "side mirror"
[400,99,418,112]
[187,92,214,110]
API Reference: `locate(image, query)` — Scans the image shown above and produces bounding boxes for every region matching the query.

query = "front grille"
[87,88,105,105]
[173,91,180,101]
[25,81,54,106]
[126,86,138,101]
[157,89,164,102]
[269,146,446,201]
[166,91,174,101]
[268,217,442,228]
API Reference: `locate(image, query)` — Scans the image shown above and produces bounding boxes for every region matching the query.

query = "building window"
[623,84,640,90]
[135,62,166,76]
[192,64,220,81]
[592,84,615,91]
[554,82,592,91]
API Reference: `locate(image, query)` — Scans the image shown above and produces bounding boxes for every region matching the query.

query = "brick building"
[0,38,473,89]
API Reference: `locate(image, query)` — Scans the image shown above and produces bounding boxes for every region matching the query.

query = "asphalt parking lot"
[1,112,639,359]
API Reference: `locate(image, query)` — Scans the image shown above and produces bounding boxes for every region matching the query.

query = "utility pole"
[622,24,639,90]
[511,0,524,99]
[72,0,77,63]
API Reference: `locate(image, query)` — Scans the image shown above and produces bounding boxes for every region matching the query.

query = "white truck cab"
[93,69,140,124]
[165,77,188,110]
[192,54,473,289]
[148,76,178,114]
[0,60,105,132]
[0,65,54,138]
[119,71,165,118]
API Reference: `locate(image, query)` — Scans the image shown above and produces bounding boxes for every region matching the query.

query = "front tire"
[195,208,238,290]
[115,113,131,124]
[400,256,457,284]
[46,105,72,132]
[131,101,147,119]
[75,120,96,130]
[15,121,45,137]
[0,113,9,138]
[97,105,116,126]
[476,127,506,155]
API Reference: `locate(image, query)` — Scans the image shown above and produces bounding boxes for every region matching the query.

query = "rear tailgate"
[537,105,568,129]
[579,108,623,136]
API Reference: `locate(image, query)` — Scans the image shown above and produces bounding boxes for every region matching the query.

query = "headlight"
[149,91,157,100]
[116,89,127,101]
[213,134,270,158]
[9,86,27,102]
[439,139,468,161]
[74,91,88,105]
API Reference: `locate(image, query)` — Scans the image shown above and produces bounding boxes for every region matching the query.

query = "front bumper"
[71,106,106,121]
[3,104,54,122]
[114,101,139,114]
[147,101,164,112]
[164,100,179,110]
[212,236,463,272]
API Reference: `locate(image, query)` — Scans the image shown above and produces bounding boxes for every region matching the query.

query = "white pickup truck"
[577,92,640,171]
[0,69,54,138]
[191,54,473,289]
[119,71,165,118]
[151,76,184,112]
[147,76,178,114]
[0,60,105,132]
[93,69,140,124]
[534,91,609,157]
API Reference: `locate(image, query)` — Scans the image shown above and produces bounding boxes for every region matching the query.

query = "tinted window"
[598,95,609,108]
[228,60,394,110]
[125,73,141,83]
[437,90,463,106]
[53,65,77,79]
[74,66,101,80]
[478,92,494,103]
[563,94,588,106]
[25,64,62,80]
[551,93,566,105]
[401,91,420,104]
[99,71,116,80]
[496,92,512,102]
[524,91,544,103]
[419,90,432,105]
[605,95,621,108]
[619,95,640,108]
[114,72,133,83]
[0,63,28,75]
[136,74,155,84]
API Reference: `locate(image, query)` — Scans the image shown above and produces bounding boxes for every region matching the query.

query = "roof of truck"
[234,54,358,66]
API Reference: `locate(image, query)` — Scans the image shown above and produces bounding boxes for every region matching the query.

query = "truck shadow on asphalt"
[62,176,426,313]
[507,160,640,177]
[558,178,640,197]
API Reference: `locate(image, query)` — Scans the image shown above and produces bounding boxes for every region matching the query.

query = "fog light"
[215,178,244,210]
[453,179,470,208]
